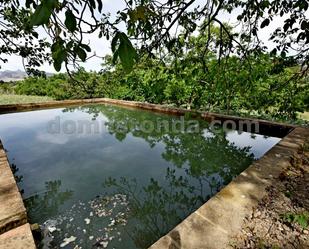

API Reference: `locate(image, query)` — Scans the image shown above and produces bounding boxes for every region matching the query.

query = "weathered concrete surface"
[0,98,295,137]
[0,142,35,248]
[0,223,36,249]
[149,127,309,249]
[0,142,27,234]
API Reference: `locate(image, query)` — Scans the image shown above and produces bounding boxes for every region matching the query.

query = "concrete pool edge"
[0,141,36,248]
[0,98,297,137]
[149,127,309,249]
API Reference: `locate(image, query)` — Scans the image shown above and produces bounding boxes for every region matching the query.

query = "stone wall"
[0,141,36,248]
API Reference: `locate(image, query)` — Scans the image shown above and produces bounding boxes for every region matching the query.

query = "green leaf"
[32,31,39,39]
[30,4,52,26]
[53,60,62,72]
[301,21,309,30]
[89,0,96,9]
[65,10,77,32]
[284,22,290,32]
[76,47,87,61]
[26,0,34,8]
[281,51,286,58]
[66,41,74,49]
[129,6,148,22]
[80,44,91,52]
[45,0,58,9]
[52,49,66,71]
[97,0,103,12]
[111,33,120,52]
[252,28,257,36]
[118,33,137,72]
[260,18,270,28]
[270,48,277,56]
[111,32,137,72]
[112,50,119,64]
[51,39,67,72]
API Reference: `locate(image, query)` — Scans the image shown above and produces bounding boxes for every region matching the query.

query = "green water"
[0,104,280,248]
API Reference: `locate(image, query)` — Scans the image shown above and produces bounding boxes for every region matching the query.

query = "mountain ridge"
[0,70,53,82]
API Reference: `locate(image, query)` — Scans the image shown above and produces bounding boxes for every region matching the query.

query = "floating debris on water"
[60,236,77,247]
[42,219,58,233]
[39,193,130,248]
[84,218,91,225]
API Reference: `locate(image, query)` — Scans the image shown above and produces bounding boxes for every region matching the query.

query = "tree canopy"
[0,0,308,74]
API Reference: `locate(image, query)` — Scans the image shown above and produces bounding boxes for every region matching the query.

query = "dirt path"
[231,142,309,249]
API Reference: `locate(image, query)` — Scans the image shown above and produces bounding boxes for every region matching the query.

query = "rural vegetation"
[2,44,308,121]
[0,0,308,121]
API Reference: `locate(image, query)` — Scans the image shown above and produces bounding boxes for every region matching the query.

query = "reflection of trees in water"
[6,105,257,248]
[5,105,256,248]
[161,131,254,183]
[5,149,74,223]
[4,149,24,192]
[10,163,23,184]
[65,104,254,183]
[103,164,244,248]
[63,105,256,248]
[103,169,206,248]
[24,180,73,222]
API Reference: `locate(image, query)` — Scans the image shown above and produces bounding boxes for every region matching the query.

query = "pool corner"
[148,127,309,249]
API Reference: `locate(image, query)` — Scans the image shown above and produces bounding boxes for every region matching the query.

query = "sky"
[1,0,119,73]
[0,0,282,73]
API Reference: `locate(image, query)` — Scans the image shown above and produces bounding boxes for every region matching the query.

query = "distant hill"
[0,70,27,82]
[0,70,53,82]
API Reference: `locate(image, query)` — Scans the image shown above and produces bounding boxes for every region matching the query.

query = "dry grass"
[299,112,309,121]
[0,94,53,105]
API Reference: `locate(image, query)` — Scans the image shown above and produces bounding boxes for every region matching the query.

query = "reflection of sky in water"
[0,104,281,248]
[226,130,280,159]
[203,128,280,159]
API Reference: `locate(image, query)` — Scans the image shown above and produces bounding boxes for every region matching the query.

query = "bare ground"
[231,142,309,249]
